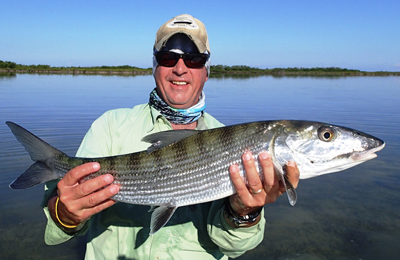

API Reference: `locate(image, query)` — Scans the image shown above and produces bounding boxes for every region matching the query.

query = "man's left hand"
[228,151,300,219]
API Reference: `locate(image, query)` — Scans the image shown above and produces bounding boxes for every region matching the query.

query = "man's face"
[154,58,208,109]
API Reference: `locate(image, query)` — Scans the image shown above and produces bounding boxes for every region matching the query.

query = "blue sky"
[1,0,399,71]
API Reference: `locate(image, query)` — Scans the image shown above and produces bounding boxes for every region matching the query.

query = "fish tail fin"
[6,121,65,189]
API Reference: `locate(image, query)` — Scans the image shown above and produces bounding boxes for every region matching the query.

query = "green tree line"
[2,60,361,73]
[0,60,17,69]
[0,60,151,72]
[2,60,398,76]
[210,65,362,73]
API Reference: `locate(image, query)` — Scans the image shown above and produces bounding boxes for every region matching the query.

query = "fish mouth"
[351,142,385,161]
[310,142,386,177]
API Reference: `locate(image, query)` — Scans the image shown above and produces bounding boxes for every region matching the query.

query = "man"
[42,14,299,259]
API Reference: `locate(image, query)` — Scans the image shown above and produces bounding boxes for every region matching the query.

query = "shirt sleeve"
[42,112,114,245]
[207,200,265,258]
[41,180,82,245]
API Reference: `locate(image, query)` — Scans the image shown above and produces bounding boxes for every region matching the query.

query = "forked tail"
[6,121,66,189]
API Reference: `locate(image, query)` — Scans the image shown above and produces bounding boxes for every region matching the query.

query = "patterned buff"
[149,88,206,124]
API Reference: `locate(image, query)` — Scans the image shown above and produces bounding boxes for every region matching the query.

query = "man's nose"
[172,58,188,75]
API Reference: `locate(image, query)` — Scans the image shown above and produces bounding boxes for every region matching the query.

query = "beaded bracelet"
[54,197,79,229]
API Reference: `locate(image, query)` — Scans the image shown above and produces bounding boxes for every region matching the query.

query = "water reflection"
[209,73,266,79]
[269,74,358,79]
[0,72,17,79]
[208,73,374,80]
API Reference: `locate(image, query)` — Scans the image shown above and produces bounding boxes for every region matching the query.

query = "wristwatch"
[223,198,262,227]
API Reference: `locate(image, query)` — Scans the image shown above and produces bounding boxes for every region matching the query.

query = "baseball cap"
[154,14,210,54]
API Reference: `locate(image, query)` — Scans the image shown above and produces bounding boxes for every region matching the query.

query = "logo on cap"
[167,16,199,30]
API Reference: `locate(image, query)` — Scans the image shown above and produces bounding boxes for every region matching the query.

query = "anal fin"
[149,203,178,235]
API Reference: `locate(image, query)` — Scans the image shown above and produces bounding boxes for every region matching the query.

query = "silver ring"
[252,189,263,194]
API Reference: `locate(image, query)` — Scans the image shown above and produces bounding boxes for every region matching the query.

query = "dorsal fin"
[142,130,201,153]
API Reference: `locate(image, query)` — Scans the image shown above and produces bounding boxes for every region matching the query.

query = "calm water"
[0,73,399,260]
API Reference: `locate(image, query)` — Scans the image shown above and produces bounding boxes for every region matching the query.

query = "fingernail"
[110,184,119,194]
[104,174,113,183]
[92,162,100,170]
[259,152,269,160]
[243,152,252,161]
[287,160,295,167]
[230,164,239,173]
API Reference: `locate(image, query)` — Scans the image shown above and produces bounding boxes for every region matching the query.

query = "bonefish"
[6,120,384,234]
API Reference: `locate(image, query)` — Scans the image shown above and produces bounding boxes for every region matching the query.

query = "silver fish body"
[6,120,384,234]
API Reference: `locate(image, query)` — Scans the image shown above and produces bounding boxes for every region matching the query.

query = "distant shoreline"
[0,68,151,76]
[1,61,400,77]
[1,68,399,77]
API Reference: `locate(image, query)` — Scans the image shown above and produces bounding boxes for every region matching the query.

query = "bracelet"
[224,198,262,227]
[55,197,79,229]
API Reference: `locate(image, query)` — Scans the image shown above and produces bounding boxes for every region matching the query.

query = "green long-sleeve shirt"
[42,104,265,259]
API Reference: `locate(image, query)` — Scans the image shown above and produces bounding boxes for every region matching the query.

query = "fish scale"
[111,123,271,206]
[6,120,384,234]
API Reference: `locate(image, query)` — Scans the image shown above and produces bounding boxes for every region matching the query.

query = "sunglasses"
[154,51,209,68]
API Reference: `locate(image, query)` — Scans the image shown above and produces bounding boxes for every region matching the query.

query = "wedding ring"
[252,189,263,194]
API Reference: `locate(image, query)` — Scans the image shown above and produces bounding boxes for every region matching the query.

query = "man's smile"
[172,81,189,85]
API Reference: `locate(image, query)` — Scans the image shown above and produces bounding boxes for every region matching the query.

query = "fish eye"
[318,126,335,142]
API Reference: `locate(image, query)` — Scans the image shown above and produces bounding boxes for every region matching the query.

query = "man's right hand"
[49,162,119,228]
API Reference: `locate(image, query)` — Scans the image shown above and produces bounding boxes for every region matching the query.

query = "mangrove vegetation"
[1,60,399,76]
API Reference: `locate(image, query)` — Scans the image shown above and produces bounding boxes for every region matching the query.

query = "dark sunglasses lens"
[184,54,208,68]
[156,52,179,67]
[155,52,208,68]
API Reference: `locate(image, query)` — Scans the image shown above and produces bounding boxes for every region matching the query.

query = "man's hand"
[228,151,300,221]
[48,162,119,228]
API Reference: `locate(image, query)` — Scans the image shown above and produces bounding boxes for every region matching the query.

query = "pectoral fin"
[149,204,178,235]
[272,161,297,206]
[283,174,297,206]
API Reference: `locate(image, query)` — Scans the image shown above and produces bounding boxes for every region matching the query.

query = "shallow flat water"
[0,73,399,259]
